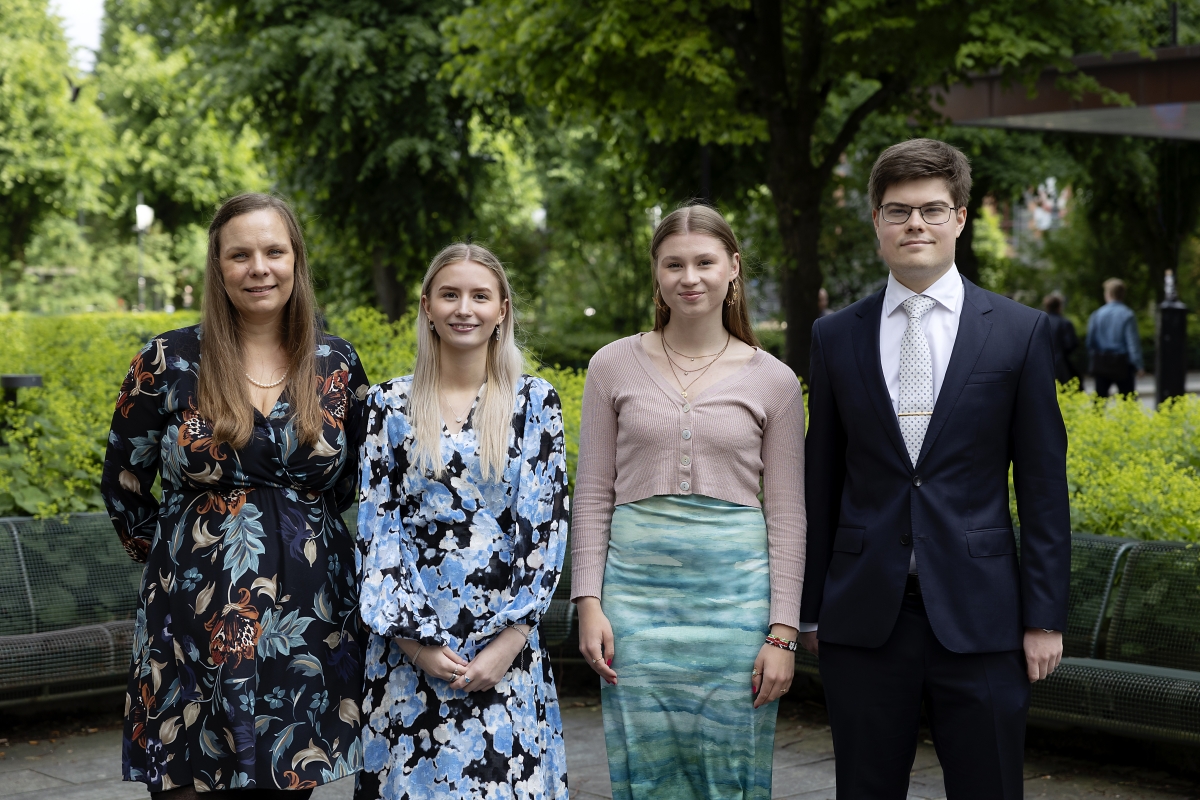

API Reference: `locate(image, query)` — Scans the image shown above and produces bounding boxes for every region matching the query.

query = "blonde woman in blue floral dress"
[355,243,569,800]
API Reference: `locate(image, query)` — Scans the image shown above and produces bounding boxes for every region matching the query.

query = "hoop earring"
[654,288,669,313]
[726,281,739,307]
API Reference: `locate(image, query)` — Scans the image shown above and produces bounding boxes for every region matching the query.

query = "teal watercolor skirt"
[601,494,776,800]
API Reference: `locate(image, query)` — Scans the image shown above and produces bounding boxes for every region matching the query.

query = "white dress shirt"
[799,265,964,634]
[880,265,964,415]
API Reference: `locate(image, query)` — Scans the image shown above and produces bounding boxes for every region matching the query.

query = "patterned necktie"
[898,295,936,466]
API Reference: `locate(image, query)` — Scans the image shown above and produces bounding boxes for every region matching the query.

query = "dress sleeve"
[354,385,453,647]
[476,381,569,641]
[332,344,371,515]
[570,359,617,601]
[761,376,807,628]
[100,337,171,563]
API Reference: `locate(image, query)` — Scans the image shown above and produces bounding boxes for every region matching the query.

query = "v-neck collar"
[633,332,764,406]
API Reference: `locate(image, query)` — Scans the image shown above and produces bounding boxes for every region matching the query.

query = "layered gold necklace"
[661,331,730,399]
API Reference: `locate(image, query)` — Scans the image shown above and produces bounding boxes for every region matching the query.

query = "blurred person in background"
[1086,278,1143,397]
[102,193,371,797]
[1043,292,1080,386]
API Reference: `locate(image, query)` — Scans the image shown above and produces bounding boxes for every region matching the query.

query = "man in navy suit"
[799,138,1070,799]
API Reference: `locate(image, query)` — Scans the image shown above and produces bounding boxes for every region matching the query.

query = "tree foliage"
[448,0,1157,373]
[0,0,113,268]
[195,0,488,319]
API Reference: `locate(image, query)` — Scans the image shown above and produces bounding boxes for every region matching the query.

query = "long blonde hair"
[197,193,323,450]
[650,203,760,348]
[410,243,524,482]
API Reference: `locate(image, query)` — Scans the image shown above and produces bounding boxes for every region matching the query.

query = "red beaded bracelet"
[765,635,797,652]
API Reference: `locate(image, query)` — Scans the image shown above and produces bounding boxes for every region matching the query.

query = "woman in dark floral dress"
[101,194,370,797]
[355,243,569,800]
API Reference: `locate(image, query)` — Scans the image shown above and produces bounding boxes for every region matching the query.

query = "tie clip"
[897,411,933,417]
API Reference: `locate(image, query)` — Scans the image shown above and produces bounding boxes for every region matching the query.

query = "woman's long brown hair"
[650,203,760,348]
[197,193,323,450]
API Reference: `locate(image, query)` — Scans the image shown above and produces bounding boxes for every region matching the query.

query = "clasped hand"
[398,627,529,693]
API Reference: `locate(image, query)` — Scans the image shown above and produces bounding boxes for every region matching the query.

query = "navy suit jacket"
[800,277,1071,653]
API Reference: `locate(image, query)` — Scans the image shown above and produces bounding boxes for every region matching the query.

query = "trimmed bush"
[2,310,1199,545]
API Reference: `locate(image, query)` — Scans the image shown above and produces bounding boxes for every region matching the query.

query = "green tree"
[448,0,1154,374]
[0,0,113,269]
[96,0,269,235]
[197,0,489,320]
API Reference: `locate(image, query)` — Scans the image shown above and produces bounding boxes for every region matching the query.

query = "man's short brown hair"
[868,138,972,210]
[1103,278,1127,301]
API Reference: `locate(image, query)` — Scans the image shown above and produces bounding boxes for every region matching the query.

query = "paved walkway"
[0,698,1195,799]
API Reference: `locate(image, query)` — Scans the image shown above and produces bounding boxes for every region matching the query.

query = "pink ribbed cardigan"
[570,334,807,627]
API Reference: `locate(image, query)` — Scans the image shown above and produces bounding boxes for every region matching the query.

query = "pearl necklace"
[245,371,288,389]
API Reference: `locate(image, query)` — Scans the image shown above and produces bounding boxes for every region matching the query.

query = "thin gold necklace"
[662,333,730,398]
[663,334,726,363]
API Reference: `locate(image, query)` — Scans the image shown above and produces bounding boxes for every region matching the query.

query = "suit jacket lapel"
[915,278,993,468]
[852,290,912,470]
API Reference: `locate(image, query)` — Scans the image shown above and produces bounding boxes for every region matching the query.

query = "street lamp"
[134,192,155,312]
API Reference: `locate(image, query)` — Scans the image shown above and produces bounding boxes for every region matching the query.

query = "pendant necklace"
[662,332,729,398]
[663,335,726,368]
[442,385,484,424]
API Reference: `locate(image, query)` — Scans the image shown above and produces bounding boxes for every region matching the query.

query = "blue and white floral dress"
[354,374,569,800]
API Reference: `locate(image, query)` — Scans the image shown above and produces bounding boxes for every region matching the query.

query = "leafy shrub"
[0,312,199,516]
[4,310,1200,545]
[1056,386,1200,542]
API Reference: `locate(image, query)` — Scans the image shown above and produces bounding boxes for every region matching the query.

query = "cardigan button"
[682,429,692,440]
[682,403,691,412]
[681,456,691,466]
[680,481,691,492]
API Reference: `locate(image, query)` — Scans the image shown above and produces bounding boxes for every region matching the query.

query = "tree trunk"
[372,245,407,321]
[956,193,981,285]
[769,170,824,380]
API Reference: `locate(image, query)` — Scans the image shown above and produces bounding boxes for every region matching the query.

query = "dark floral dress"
[355,375,569,800]
[101,325,370,792]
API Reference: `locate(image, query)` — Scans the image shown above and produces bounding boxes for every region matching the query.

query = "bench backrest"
[1064,534,1135,658]
[1104,541,1200,671]
[0,513,143,636]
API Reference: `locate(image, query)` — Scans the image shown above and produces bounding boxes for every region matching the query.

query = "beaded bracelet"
[764,635,797,652]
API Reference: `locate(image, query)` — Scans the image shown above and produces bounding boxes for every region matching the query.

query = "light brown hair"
[1103,278,1127,302]
[411,243,524,482]
[197,193,323,450]
[868,138,972,210]
[650,204,760,348]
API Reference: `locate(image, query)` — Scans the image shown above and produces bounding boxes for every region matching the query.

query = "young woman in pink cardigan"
[571,204,806,800]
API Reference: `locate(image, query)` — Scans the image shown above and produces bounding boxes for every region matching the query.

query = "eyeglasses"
[878,203,958,225]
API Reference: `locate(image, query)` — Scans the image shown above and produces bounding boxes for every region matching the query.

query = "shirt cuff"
[798,622,819,633]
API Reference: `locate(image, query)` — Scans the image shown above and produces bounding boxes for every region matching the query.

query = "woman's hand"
[577,597,618,685]
[752,625,797,709]
[449,627,528,692]
[399,640,470,682]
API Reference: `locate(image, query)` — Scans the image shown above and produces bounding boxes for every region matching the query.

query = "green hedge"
[1,310,1198,544]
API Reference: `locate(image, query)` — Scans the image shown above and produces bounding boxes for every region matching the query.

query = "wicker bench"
[0,513,142,707]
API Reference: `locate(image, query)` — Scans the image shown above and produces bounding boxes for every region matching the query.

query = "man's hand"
[799,631,819,656]
[1023,628,1063,682]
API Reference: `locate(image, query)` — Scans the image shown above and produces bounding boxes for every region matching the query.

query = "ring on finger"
[463,676,473,685]
[451,670,460,681]
[750,668,760,677]
[592,657,602,664]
